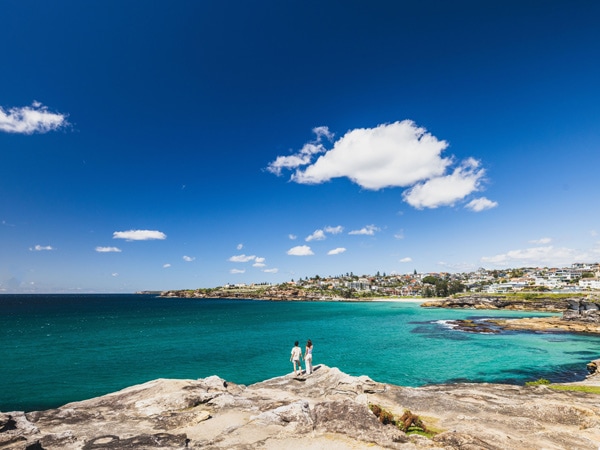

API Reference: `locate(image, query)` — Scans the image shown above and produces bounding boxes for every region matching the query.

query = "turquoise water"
[1,294,598,412]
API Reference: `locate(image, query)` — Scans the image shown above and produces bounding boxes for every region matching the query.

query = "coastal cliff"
[2,365,600,449]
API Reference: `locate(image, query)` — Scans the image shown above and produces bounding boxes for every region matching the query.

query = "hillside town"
[161,262,600,300]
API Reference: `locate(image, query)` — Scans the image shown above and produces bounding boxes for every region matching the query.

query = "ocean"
[1,293,598,412]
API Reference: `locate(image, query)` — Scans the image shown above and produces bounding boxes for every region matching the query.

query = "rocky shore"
[2,365,600,450]
[423,295,600,335]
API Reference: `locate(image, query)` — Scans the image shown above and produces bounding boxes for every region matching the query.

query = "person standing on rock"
[290,341,303,376]
[305,339,313,375]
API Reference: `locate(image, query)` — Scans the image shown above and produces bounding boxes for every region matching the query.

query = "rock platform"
[2,365,600,449]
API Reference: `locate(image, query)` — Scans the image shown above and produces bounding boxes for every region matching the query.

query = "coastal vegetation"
[369,403,435,437]
[526,378,600,394]
[548,385,600,394]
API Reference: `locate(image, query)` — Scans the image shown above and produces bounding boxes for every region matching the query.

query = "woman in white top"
[305,339,313,375]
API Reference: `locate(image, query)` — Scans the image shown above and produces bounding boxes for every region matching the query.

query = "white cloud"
[529,237,552,245]
[183,255,195,262]
[266,126,333,176]
[282,121,450,189]
[287,245,314,256]
[230,268,246,274]
[237,243,243,250]
[95,246,122,253]
[0,101,69,134]
[328,247,346,255]
[263,268,279,273]
[402,158,486,209]
[465,197,499,212]
[30,245,54,251]
[113,230,167,241]
[268,120,493,210]
[399,257,412,263]
[288,234,297,240]
[324,225,344,234]
[394,230,405,240]
[112,273,119,277]
[481,245,590,268]
[312,125,334,142]
[228,254,256,263]
[253,257,266,268]
[306,229,326,241]
[305,225,344,241]
[349,224,380,236]
[163,263,171,268]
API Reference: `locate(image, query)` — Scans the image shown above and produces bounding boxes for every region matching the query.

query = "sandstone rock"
[2,365,600,449]
[421,295,571,311]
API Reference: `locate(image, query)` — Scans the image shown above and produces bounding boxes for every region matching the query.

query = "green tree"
[448,280,466,295]
[434,279,448,297]
[422,285,435,298]
[422,275,437,285]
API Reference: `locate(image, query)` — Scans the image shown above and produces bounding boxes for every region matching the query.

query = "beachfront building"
[579,277,600,290]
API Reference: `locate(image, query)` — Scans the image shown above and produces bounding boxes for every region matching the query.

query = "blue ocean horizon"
[1,293,598,412]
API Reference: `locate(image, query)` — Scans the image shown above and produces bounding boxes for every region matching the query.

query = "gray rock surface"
[2,365,600,449]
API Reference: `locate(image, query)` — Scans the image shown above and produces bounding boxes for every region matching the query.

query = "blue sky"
[1,1,599,293]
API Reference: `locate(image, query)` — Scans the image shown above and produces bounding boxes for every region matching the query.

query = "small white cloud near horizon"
[30,245,54,251]
[236,243,243,250]
[287,245,314,256]
[263,268,279,273]
[394,230,405,240]
[399,257,412,263]
[328,247,346,255]
[253,257,266,268]
[465,197,498,212]
[306,225,344,241]
[529,237,552,245]
[113,230,167,241]
[229,254,256,263]
[230,268,246,274]
[183,255,195,262]
[267,120,493,209]
[288,234,297,240]
[0,101,69,134]
[95,246,122,253]
[111,273,119,277]
[349,225,380,236]
[481,245,590,268]
[163,263,171,268]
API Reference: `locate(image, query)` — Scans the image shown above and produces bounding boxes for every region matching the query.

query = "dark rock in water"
[446,319,500,334]
[587,359,599,376]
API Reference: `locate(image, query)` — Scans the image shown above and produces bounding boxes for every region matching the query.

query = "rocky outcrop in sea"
[2,365,600,449]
